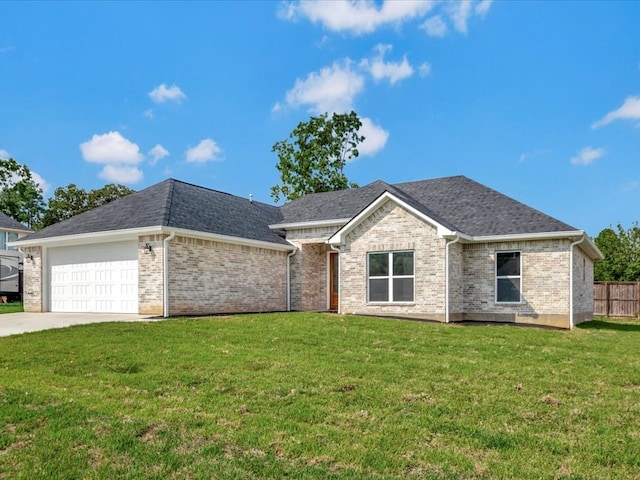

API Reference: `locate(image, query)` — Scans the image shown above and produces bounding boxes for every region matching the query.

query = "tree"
[0,158,45,229]
[594,222,640,281]
[39,183,135,229]
[270,111,364,203]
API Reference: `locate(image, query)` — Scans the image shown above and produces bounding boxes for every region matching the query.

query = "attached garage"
[48,241,138,313]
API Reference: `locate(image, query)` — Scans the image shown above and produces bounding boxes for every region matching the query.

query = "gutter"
[163,231,176,318]
[569,234,586,329]
[445,234,461,323]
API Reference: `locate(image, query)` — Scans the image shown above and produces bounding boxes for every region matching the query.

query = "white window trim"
[495,250,523,304]
[367,250,415,304]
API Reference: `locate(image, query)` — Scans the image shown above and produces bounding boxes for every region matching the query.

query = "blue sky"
[1,1,638,237]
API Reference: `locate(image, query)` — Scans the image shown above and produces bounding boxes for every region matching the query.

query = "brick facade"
[289,200,596,329]
[462,240,575,327]
[167,235,289,316]
[285,226,342,311]
[339,200,448,321]
[573,245,594,325]
[138,235,165,316]
[18,200,596,329]
[21,246,43,312]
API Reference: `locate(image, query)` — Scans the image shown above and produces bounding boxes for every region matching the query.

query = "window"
[0,231,19,251]
[368,251,414,303]
[7,232,18,250]
[496,251,521,303]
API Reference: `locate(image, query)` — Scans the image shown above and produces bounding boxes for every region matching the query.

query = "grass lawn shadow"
[577,318,640,333]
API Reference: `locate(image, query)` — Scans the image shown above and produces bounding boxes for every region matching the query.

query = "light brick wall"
[286,225,342,311]
[22,247,43,312]
[138,235,165,315]
[463,240,572,327]
[573,246,594,324]
[167,235,288,316]
[448,241,464,320]
[340,200,447,320]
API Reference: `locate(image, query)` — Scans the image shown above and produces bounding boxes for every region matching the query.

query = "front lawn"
[0,302,23,314]
[1,314,639,479]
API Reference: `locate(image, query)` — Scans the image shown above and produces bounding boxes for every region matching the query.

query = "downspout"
[163,231,176,318]
[286,248,297,311]
[445,234,461,324]
[569,234,585,329]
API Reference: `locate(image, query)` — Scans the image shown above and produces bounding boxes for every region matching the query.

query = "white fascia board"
[269,218,351,230]
[469,230,585,243]
[328,191,454,245]
[164,227,296,252]
[9,225,296,252]
[8,226,164,248]
[454,230,604,260]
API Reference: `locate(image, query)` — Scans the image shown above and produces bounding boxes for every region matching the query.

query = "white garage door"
[49,241,138,313]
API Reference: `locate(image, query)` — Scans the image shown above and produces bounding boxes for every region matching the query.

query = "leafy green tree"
[39,183,135,228]
[0,158,45,229]
[270,111,364,203]
[594,222,640,281]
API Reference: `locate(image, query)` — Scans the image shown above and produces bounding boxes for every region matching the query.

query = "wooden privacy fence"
[594,282,640,318]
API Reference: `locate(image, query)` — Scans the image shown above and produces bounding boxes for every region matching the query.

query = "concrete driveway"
[0,312,159,337]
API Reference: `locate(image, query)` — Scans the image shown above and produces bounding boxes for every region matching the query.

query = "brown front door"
[329,252,339,310]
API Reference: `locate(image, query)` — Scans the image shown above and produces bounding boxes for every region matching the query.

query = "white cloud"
[421,15,447,37]
[570,146,605,166]
[80,132,145,183]
[185,138,223,163]
[518,148,552,163]
[31,171,51,194]
[420,0,491,37]
[475,0,493,17]
[362,44,414,85]
[0,149,10,159]
[148,144,169,165]
[148,83,187,104]
[592,96,640,128]
[358,117,389,156]
[448,0,473,34]
[143,109,154,119]
[283,60,365,113]
[99,165,143,184]
[418,62,432,77]
[622,180,639,192]
[280,0,435,35]
[79,131,143,164]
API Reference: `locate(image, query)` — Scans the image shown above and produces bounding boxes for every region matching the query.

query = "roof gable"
[328,191,454,245]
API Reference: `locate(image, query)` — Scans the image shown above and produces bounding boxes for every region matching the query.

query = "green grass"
[1,313,639,479]
[0,302,23,314]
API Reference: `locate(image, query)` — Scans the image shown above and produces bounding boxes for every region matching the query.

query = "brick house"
[12,176,602,329]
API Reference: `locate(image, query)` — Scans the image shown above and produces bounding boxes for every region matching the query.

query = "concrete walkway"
[0,312,159,337]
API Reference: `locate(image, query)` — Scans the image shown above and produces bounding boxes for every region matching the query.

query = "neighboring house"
[11,176,603,329]
[0,211,32,300]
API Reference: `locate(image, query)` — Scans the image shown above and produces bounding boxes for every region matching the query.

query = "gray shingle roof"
[21,179,290,246]
[393,176,576,236]
[20,175,577,245]
[278,175,576,236]
[0,211,31,232]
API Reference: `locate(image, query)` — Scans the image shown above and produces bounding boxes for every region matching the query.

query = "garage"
[48,241,138,313]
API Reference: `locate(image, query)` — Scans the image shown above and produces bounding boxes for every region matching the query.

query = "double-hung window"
[368,251,414,303]
[495,251,521,303]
